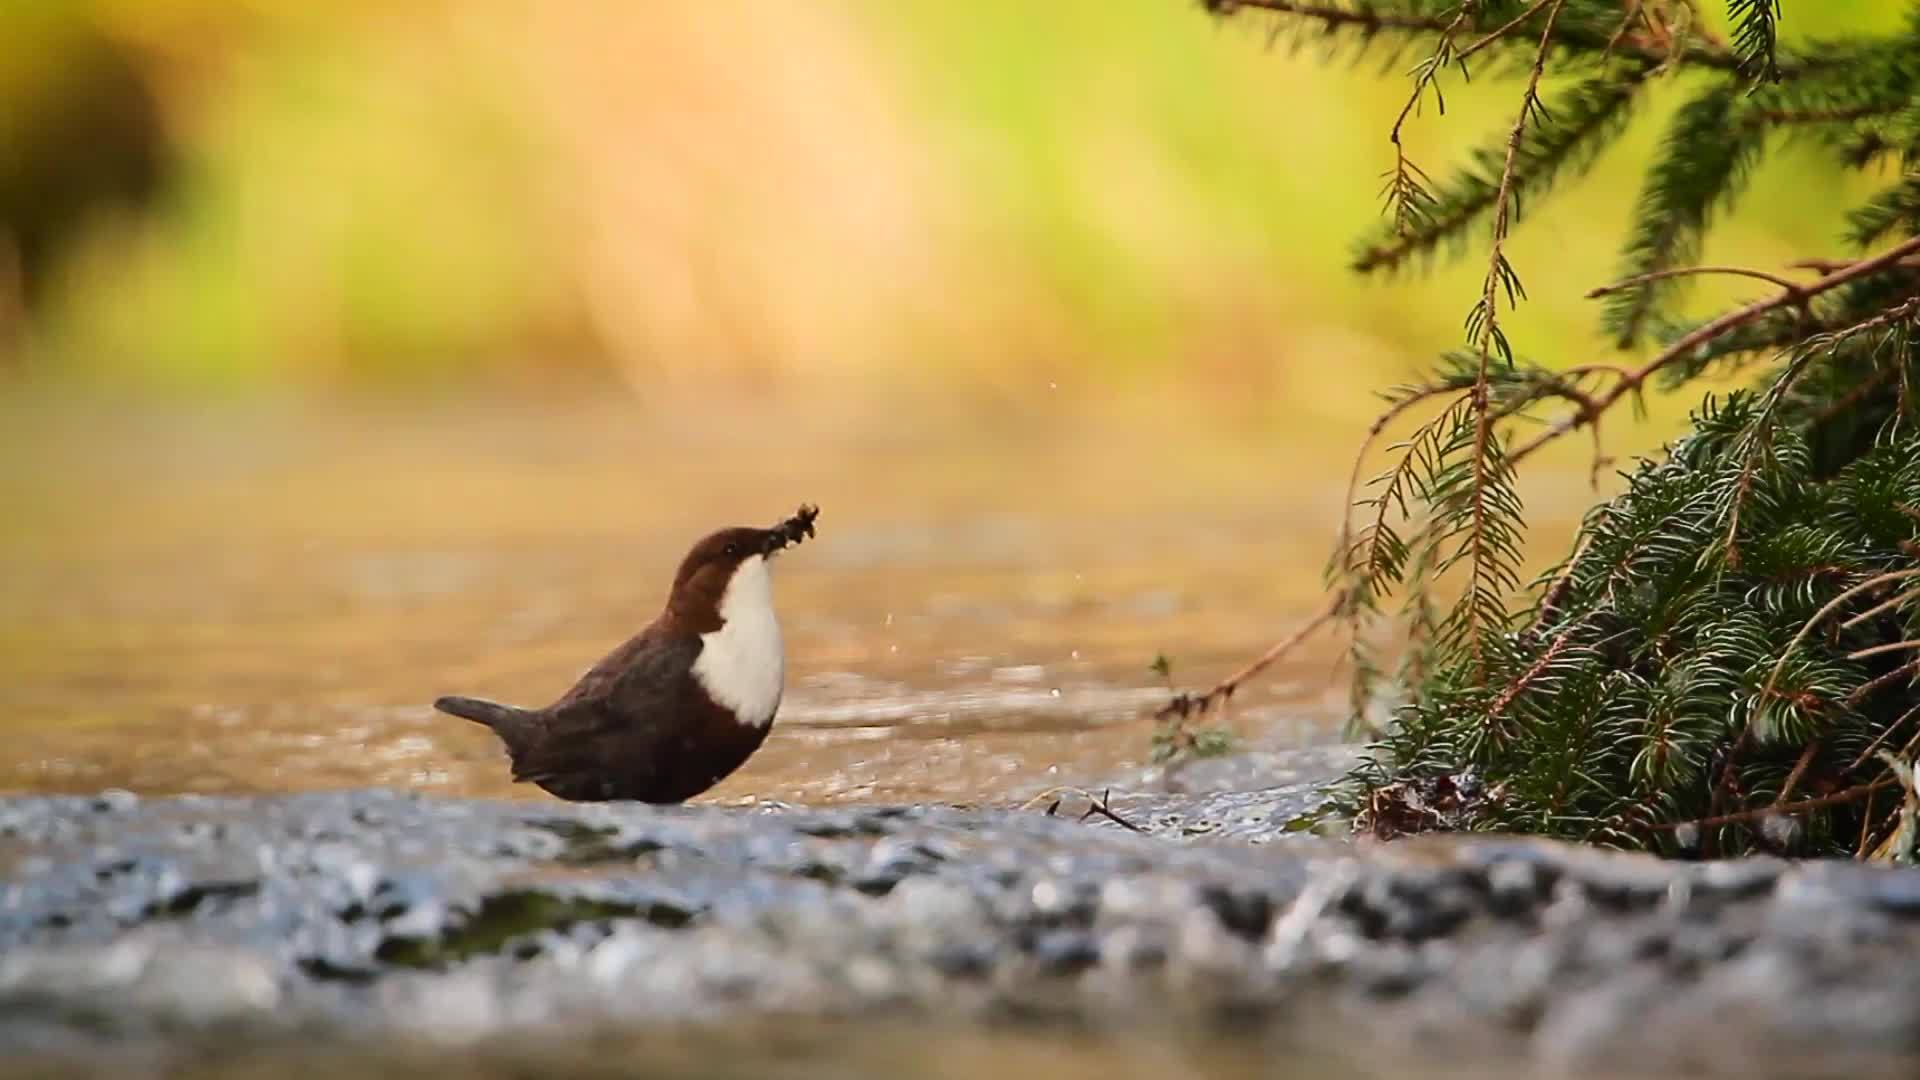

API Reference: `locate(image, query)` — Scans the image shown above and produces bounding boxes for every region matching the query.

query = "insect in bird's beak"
[763,503,820,556]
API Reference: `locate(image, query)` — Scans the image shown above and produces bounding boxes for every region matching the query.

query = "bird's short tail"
[434,695,536,748]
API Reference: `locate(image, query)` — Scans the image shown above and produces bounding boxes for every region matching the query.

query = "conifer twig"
[1335,381,1464,566]
[1208,1,1454,34]
[1761,569,1920,710]
[1790,256,1920,274]
[1584,265,1804,298]
[1600,0,1643,61]
[1486,620,1576,720]
[1381,3,1481,241]
[1457,0,1556,62]
[1460,0,1564,678]
[1217,0,1749,70]
[1513,235,1920,464]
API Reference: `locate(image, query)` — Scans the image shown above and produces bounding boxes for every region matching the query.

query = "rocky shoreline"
[3,748,1919,1077]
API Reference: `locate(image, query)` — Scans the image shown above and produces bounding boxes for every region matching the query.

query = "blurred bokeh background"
[2,1,1907,803]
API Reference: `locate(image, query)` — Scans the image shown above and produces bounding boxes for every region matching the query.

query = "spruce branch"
[1201,1,1457,35]
[1603,85,1766,347]
[1725,0,1782,84]
[1850,173,1920,250]
[1512,234,1920,465]
[1334,381,1475,600]
[1458,0,1559,63]
[1703,297,1920,571]
[1381,3,1482,245]
[1599,0,1643,61]
[1209,0,1753,70]
[1456,0,1567,679]
[1190,0,1920,858]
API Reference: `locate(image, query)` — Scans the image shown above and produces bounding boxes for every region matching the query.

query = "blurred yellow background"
[0,1,1910,801]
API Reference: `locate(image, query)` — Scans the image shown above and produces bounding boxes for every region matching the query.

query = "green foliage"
[1355,72,1644,275]
[1150,716,1239,764]
[1727,0,1782,83]
[1204,0,1920,858]
[1602,84,1766,347]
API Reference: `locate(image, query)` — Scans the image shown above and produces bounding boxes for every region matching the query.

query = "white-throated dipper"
[434,503,818,803]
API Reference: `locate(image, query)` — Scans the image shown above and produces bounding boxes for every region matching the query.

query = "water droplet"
[884,613,893,626]
[1048,381,1058,390]
[1070,650,1080,660]
[889,644,899,654]
[1049,688,1062,698]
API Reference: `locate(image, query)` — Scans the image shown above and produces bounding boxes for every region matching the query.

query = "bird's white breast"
[690,554,784,727]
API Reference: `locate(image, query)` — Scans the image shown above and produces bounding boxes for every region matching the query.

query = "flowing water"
[0,389,1592,806]
[0,390,1670,1079]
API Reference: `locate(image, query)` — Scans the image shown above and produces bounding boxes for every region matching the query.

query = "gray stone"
[1,766,1919,1077]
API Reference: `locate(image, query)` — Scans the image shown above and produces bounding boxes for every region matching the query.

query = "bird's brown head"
[666,504,818,630]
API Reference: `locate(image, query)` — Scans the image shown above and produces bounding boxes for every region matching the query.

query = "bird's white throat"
[690,554,784,727]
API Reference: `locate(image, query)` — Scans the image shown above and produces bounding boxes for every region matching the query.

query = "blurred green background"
[0,1,1902,413]
[0,2,1912,801]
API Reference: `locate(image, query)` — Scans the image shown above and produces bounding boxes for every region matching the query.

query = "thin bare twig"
[1774,740,1821,807]
[1791,255,1920,274]
[1531,527,1598,632]
[1844,657,1920,709]
[1844,583,1920,630]
[1848,639,1920,662]
[1601,0,1644,60]
[1017,786,1145,833]
[1848,696,1920,773]
[1487,620,1577,719]
[1584,264,1805,298]
[1080,788,1145,833]
[1157,589,1347,721]
[1458,0,1556,61]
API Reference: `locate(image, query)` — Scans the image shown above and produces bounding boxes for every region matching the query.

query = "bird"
[434,504,818,803]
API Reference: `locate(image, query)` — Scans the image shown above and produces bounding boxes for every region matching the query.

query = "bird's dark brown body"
[434,505,817,803]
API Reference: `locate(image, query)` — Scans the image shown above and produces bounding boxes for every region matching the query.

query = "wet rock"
[1099,744,1359,843]
[0,774,1918,1077]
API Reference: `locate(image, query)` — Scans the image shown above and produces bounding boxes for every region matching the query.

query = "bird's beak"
[763,503,819,557]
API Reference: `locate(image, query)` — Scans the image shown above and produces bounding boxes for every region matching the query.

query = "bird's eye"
[724,543,738,557]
